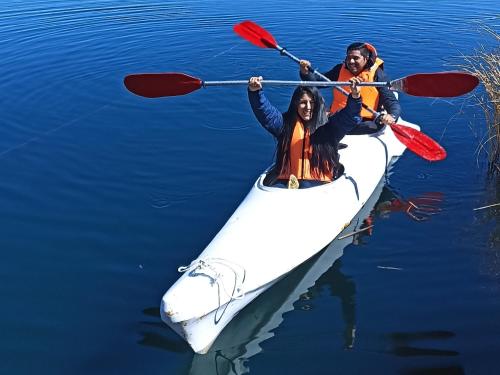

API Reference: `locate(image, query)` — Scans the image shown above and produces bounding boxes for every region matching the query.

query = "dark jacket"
[248,88,362,182]
[301,63,401,121]
[248,88,361,144]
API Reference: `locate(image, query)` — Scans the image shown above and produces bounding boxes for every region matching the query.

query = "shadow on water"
[399,366,465,375]
[137,182,451,374]
[137,307,191,354]
[387,330,459,357]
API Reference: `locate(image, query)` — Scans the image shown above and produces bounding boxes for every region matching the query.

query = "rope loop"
[177,257,246,299]
[176,257,247,324]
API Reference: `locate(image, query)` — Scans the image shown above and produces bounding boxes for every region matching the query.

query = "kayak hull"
[188,175,388,373]
[160,120,418,353]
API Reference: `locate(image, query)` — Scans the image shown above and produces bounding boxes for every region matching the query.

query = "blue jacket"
[248,89,362,145]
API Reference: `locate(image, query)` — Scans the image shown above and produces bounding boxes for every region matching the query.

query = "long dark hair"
[276,86,339,178]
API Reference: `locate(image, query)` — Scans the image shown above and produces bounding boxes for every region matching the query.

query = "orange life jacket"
[277,120,333,182]
[330,57,384,119]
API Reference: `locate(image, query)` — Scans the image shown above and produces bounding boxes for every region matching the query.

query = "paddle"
[390,124,446,161]
[124,71,478,100]
[233,20,455,161]
[233,20,479,98]
[124,72,457,98]
[124,72,447,161]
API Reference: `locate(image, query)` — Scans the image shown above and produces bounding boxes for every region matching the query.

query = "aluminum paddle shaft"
[124,73,389,98]
[203,80,390,88]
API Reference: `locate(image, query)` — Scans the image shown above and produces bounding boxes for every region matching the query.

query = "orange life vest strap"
[330,57,384,119]
[277,120,333,182]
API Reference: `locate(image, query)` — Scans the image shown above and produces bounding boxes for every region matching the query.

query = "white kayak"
[188,178,388,374]
[160,119,418,354]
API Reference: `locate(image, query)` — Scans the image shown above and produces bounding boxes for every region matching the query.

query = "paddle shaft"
[202,79,390,88]
[123,73,388,98]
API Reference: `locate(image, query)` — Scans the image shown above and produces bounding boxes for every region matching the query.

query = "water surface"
[0,0,498,374]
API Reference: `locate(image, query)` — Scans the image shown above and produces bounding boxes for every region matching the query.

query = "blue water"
[1,0,498,374]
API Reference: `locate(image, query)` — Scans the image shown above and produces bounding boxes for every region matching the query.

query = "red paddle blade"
[397,71,479,97]
[124,73,202,98]
[233,20,278,49]
[390,124,447,162]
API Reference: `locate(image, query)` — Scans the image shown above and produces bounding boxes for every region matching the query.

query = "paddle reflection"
[373,188,443,222]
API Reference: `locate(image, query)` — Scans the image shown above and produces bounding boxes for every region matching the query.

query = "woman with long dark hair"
[248,76,362,188]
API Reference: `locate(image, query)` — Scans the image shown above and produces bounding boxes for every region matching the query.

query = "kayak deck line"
[160,118,419,354]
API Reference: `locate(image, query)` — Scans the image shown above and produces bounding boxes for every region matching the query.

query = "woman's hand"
[349,77,362,99]
[299,60,311,75]
[248,76,263,92]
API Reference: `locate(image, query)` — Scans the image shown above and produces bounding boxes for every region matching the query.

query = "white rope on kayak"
[178,257,247,324]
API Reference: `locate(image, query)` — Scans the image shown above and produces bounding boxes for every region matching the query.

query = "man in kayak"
[299,42,401,134]
[248,76,362,189]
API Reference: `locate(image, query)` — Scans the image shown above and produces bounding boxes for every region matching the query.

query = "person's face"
[297,92,315,122]
[345,50,368,75]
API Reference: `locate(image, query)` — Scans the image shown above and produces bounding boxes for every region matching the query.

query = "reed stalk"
[458,24,499,175]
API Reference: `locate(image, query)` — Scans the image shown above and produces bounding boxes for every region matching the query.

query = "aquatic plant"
[460,24,500,175]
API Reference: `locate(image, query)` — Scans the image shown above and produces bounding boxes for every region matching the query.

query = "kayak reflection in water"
[248,76,362,189]
[299,259,357,350]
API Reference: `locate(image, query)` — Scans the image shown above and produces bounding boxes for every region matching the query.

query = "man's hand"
[299,60,311,75]
[377,113,396,125]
